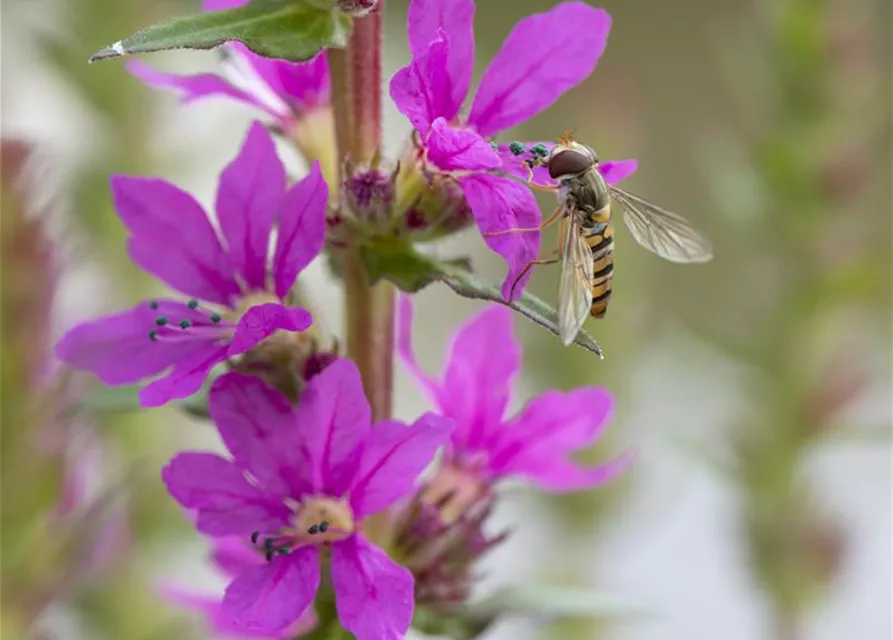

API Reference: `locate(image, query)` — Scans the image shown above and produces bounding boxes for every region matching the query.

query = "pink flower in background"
[398,295,632,492]
[162,361,452,638]
[390,0,636,300]
[127,0,330,136]
[163,537,317,639]
[56,122,327,407]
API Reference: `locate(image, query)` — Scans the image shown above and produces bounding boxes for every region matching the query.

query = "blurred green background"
[1,0,890,638]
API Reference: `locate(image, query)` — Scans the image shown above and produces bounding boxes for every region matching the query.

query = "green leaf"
[360,240,604,358]
[89,0,351,63]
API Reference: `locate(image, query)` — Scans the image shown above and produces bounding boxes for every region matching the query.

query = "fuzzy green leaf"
[89,0,351,63]
[77,383,210,418]
[359,240,604,357]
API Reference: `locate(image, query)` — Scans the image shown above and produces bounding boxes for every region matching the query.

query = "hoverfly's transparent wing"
[610,186,713,263]
[557,217,594,346]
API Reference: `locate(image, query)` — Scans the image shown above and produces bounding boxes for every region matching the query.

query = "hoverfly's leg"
[483,206,563,238]
[508,250,561,301]
[524,161,559,192]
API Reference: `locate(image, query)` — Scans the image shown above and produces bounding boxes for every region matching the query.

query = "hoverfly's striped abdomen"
[584,221,614,318]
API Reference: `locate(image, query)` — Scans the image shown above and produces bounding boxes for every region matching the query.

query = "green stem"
[330,3,394,423]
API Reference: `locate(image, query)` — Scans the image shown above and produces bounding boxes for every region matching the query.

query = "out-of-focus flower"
[398,295,631,516]
[389,0,636,299]
[56,122,328,407]
[127,0,334,180]
[162,537,317,639]
[162,360,452,639]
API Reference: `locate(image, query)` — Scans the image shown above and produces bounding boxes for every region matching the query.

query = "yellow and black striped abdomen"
[584,222,615,318]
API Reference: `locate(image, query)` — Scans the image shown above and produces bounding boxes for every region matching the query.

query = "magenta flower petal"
[349,413,452,518]
[161,585,291,639]
[162,452,291,536]
[489,388,613,471]
[389,36,454,136]
[331,536,414,640]
[209,537,261,579]
[138,343,229,407]
[216,122,286,291]
[209,373,300,499]
[457,173,541,301]
[273,161,328,299]
[112,175,240,304]
[426,118,501,172]
[204,0,249,10]
[125,60,274,117]
[408,0,475,114]
[468,3,611,137]
[55,300,215,385]
[508,451,635,493]
[395,295,440,402]
[598,158,638,185]
[441,304,520,450]
[231,44,330,111]
[227,303,312,357]
[291,359,371,495]
[223,546,320,633]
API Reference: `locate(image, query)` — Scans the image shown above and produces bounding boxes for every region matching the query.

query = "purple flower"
[162,536,318,639]
[398,295,632,493]
[162,360,452,638]
[127,0,330,139]
[390,0,637,300]
[55,122,328,407]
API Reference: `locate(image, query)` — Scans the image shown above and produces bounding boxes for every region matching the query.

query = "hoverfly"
[497,134,713,346]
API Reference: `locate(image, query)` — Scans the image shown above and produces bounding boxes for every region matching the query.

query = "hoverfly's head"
[547,141,598,180]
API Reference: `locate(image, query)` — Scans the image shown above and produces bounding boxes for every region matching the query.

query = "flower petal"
[457,174,541,301]
[223,546,320,633]
[598,158,638,185]
[349,413,452,517]
[210,373,305,499]
[162,452,290,536]
[112,175,240,304]
[508,451,635,493]
[426,118,501,172]
[227,304,312,358]
[55,300,215,386]
[160,583,308,639]
[273,162,328,298]
[489,388,613,473]
[233,45,330,111]
[125,60,275,117]
[209,537,262,578]
[216,122,285,291]
[331,536,414,640]
[204,0,249,10]
[408,0,474,114]
[468,4,612,136]
[291,359,371,496]
[395,295,440,401]
[138,343,229,407]
[389,36,456,136]
[439,304,520,451]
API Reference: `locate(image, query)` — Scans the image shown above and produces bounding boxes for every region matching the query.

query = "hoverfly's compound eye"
[547,149,593,179]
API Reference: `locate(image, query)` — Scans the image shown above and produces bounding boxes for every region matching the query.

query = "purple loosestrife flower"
[162,360,452,638]
[398,296,631,512]
[390,0,637,300]
[127,0,331,170]
[56,122,328,407]
[162,536,317,639]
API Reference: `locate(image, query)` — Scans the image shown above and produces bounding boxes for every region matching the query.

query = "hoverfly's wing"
[557,217,594,346]
[610,186,713,263]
